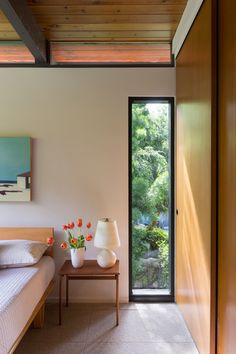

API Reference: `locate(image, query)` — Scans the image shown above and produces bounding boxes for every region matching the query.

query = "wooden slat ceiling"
[0,10,19,40]
[0,0,188,64]
[28,0,187,43]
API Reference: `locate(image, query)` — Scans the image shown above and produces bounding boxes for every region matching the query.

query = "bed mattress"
[0,256,55,354]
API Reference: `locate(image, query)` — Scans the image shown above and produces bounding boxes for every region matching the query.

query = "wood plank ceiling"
[0,0,187,65]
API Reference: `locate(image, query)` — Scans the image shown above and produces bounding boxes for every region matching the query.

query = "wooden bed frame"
[0,227,55,354]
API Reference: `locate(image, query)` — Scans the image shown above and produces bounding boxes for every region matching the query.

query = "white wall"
[0,68,175,302]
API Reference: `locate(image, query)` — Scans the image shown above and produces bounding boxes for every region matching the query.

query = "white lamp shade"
[94,218,120,250]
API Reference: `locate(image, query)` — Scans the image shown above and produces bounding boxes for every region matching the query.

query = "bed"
[0,228,55,354]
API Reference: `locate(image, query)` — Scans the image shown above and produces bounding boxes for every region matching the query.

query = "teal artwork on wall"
[0,137,31,202]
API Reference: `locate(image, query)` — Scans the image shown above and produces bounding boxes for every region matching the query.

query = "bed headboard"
[0,227,54,257]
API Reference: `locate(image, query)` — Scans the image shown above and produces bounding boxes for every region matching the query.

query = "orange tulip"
[86,234,93,241]
[63,224,68,230]
[47,237,54,246]
[87,222,92,229]
[67,222,75,229]
[60,242,67,250]
[77,218,83,227]
[71,238,77,245]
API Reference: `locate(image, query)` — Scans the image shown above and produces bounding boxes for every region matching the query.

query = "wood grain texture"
[33,303,45,329]
[29,4,186,15]
[0,31,19,40]
[0,227,54,256]
[59,259,120,276]
[0,0,47,63]
[0,0,187,63]
[8,280,54,354]
[176,0,216,353]
[0,226,55,352]
[27,0,187,43]
[0,9,18,39]
[218,0,236,352]
[27,0,187,6]
[32,14,182,25]
[0,41,34,62]
[51,42,171,63]
[46,30,175,42]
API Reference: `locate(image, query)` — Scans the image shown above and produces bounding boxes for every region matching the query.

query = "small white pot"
[70,247,85,268]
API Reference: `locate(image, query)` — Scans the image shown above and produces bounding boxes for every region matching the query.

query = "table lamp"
[94,218,120,268]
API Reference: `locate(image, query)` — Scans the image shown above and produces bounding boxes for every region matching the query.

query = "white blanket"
[0,256,55,354]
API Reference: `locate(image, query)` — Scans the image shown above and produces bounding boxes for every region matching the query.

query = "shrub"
[132,225,169,289]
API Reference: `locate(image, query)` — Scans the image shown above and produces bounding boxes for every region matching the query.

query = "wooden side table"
[58,259,120,326]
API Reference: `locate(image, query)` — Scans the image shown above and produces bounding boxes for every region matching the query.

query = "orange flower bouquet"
[60,218,93,250]
[60,218,93,268]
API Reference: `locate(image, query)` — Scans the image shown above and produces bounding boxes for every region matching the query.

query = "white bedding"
[0,256,55,354]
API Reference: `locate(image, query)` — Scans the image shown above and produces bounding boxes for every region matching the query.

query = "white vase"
[70,247,85,268]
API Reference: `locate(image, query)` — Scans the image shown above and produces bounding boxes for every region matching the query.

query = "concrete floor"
[15,303,199,354]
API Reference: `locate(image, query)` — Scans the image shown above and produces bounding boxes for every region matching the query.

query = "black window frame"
[128,96,175,302]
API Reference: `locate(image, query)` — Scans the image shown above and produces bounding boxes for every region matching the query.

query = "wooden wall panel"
[176,0,216,353]
[50,43,171,64]
[0,42,34,63]
[218,0,236,352]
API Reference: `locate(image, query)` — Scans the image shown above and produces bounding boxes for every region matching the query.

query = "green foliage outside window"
[132,103,170,289]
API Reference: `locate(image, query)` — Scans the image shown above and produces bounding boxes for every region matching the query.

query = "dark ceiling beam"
[0,0,47,63]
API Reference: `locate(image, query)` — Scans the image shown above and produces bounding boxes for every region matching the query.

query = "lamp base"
[97,249,117,268]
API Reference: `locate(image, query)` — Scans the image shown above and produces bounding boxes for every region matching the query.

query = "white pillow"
[0,239,48,268]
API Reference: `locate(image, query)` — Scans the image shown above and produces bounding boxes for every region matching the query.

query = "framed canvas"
[0,137,32,202]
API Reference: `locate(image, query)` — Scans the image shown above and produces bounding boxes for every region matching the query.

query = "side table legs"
[66,275,69,307]
[58,261,120,327]
[116,274,120,326]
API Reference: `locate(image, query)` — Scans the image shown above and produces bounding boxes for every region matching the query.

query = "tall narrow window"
[129,97,174,301]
